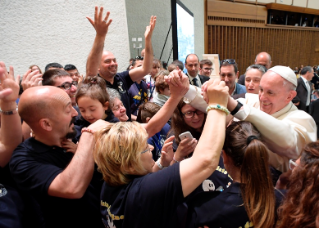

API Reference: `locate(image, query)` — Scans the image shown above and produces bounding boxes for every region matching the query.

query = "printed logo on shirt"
[101,200,124,227]
[0,184,7,197]
[202,179,215,191]
[117,81,126,94]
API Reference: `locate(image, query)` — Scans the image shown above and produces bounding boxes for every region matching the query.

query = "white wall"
[0,0,130,77]
[125,0,205,66]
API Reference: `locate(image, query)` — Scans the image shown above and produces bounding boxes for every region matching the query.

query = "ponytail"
[240,139,275,228]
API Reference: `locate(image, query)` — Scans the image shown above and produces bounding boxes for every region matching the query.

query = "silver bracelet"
[156,159,164,170]
[0,106,18,115]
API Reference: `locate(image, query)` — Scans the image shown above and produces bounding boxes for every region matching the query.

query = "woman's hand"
[174,138,198,162]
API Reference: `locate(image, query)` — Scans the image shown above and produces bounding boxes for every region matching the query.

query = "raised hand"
[165,69,189,98]
[21,69,42,91]
[206,79,229,107]
[144,16,157,41]
[86,6,112,37]
[0,62,19,103]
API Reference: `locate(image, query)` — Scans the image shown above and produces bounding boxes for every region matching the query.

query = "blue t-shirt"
[147,123,170,161]
[128,81,148,116]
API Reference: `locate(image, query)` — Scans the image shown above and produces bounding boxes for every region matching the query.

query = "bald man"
[9,86,108,228]
[86,7,156,120]
[238,52,272,85]
[182,66,316,173]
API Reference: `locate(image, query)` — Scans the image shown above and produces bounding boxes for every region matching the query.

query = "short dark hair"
[300,66,313,75]
[171,59,184,71]
[42,69,70,86]
[185,54,199,64]
[220,59,238,74]
[45,62,63,72]
[200,59,213,68]
[64,64,77,71]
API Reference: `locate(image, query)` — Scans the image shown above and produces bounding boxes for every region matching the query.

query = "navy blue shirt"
[100,163,184,228]
[187,182,285,228]
[101,71,134,121]
[9,138,104,228]
[147,123,170,161]
[73,111,119,143]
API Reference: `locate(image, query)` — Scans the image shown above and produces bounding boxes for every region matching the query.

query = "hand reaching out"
[159,136,174,167]
[62,139,78,154]
[144,16,156,41]
[0,62,20,103]
[86,6,112,37]
[21,69,42,91]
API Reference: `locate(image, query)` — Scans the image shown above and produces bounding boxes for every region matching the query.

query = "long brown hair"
[277,141,319,228]
[223,121,275,228]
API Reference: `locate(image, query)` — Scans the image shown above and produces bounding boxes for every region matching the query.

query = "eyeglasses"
[135,56,144,60]
[182,110,204,119]
[221,59,236,64]
[140,146,151,154]
[203,67,213,71]
[57,81,78,90]
[289,159,298,170]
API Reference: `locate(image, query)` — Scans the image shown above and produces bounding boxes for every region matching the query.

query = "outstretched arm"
[144,70,189,137]
[180,79,228,197]
[86,6,112,77]
[129,16,156,82]
[0,62,22,167]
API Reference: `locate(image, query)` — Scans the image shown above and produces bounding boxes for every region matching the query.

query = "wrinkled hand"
[160,136,174,167]
[21,69,42,91]
[144,16,156,41]
[61,139,78,153]
[86,6,112,37]
[205,79,229,107]
[165,69,189,99]
[0,62,20,103]
[174,138,198,161]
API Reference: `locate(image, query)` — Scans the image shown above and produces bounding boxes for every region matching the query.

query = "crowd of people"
[1,5,319,228]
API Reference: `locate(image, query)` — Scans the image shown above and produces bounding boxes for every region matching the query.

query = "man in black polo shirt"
[86,7,156,120]
[9,86,109,228]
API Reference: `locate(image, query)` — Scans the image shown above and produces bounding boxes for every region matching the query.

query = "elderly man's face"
[259,72,295,115]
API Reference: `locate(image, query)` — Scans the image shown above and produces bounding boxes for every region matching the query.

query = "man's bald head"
[19,86,70,126]
[99,51,118,80]
[255,52,272,70]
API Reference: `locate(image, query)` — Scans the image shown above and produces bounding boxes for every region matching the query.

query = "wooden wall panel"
[207,25,319,74]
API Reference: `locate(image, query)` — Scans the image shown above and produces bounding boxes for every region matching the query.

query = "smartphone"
[179,131,194,141]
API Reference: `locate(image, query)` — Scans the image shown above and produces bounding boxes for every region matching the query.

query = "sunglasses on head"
[221,59,236,64]
[135,56,144,60]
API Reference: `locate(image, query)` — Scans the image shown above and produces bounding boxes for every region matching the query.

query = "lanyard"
[153,132,162,151]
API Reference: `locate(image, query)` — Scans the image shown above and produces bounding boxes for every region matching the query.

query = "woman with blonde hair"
[93,79,229,228]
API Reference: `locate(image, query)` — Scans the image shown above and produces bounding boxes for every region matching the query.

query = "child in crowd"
[153,70,171,107]
[136,102,171,161]
[144,58,161,101]
[62,76,118,152]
